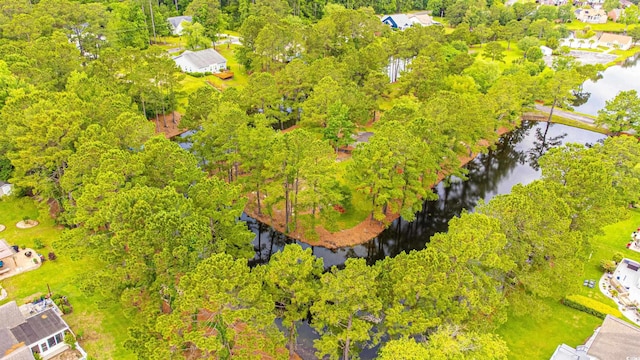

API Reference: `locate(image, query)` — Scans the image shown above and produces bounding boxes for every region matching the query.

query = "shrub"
[33,239,44,249]
[64,331,76,350]
[562,294,623,319]
[20,244,26,250]
[612,252,624,263]
[48,252,57,261]
[601,259,617,273]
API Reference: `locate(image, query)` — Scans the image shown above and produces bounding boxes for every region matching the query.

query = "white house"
[381,13,435,30]
[540,45,553,56]
[598,32,634,50]
[381,14,413,30]
[167,16,192,36]
[0,301,84,360]
[172,49,227,74]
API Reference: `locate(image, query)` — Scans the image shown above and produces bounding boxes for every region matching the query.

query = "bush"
[562,294,623,319]
[612,252,624,263]
[64,331,76,350]
[188,72,205,78]
[33,239,44,249]
[601,259,617,273]
[48,252,57,261]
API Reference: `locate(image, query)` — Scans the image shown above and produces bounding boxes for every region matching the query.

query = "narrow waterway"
[247,121,606,269]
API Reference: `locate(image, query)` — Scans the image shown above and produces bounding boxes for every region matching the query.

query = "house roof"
[587,315,640,359]
[0,302,25,329]
[167,16,192,29]
[173,49,226,69]
[599,32,632,45]
[10,310,67,346]
[549,343,589,360]
[0,328,20,358]
[1,346,35,360]
[0,239,15,259]
[382,14,412,28]
[408,12,434,26]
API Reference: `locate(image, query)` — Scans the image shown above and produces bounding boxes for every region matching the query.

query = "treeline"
[122,135,640,359]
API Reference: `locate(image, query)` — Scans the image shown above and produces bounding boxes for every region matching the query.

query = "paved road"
[215,35,241,46]
[534,103,596,125]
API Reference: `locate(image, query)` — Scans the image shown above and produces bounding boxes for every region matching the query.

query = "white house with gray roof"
[172,49,227,74]
[0,300,83,360]
[167,16,192,35]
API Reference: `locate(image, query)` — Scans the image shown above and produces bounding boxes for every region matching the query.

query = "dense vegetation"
[1,0,640,358]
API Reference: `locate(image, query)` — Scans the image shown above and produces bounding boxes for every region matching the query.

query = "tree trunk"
[284,179,290,233]
[256,186,262,215]
[288,322,296,359]
[547,97,557,123]
[343,314,353,360]
[148,0,157,44]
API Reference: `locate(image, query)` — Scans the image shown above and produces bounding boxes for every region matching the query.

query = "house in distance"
[167,16,192,36]
[172,49,227,74]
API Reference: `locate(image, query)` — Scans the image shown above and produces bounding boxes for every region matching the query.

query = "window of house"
[40,341,48,353]
[55,332,63,344]
[48,335,57,348]
[31,345,40,354]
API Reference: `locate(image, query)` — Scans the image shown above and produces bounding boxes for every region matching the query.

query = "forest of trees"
[1,0,640,358]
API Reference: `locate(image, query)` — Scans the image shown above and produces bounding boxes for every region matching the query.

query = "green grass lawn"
[498,209,640,359]
[566,21,637,33]
[0,197,135,360]
[175,44,248,113]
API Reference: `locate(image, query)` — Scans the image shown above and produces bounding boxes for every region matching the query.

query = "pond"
[247,121,606,269]
[573,53,640,116]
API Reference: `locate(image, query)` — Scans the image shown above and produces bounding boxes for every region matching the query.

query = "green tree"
[483,41,505,62]
[311,258,382,360]
[182,21,211,50]
[517,36,540,59]
[107,1,149,49]
[264,244,323,358]
[151,253,285,358]
[596,90,640,135]
[323,101,355,152]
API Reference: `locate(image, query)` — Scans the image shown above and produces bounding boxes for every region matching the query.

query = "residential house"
[598,32,634,50]
[540,45,553,56]
[550,315,640,360]
[620,0,634,8]
[538,0,569,5]
[0,301,82,360]
[575,8,608,23]
[608,8,623,21]
[172,49,227,74]
[167,16,192,36]
[381,14,413,30]
[408,12,435,26]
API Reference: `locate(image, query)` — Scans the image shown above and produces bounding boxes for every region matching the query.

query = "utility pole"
[149,0,158,44]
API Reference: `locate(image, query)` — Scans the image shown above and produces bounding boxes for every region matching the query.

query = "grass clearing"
[0,197,134,360]
[565,21,637,33]
[499,209,640,359]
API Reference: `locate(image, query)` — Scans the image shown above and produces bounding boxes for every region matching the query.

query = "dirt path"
[245,125,514,249]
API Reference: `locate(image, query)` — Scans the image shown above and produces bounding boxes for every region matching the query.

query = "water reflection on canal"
[247,121,606,269]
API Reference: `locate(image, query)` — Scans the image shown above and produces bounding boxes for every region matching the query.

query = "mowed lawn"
[175,44,248,112]
[498,209,640,359]
[0,197,135,360]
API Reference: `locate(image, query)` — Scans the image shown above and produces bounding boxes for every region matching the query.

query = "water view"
[573,54,640,116]
[247,121,606,269]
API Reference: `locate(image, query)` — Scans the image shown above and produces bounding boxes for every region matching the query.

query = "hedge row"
[562,294,623,319]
